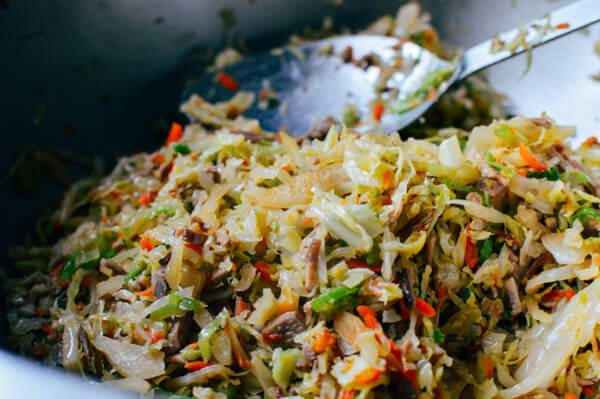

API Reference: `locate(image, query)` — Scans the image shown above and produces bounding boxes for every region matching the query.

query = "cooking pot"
[1,0,598,397]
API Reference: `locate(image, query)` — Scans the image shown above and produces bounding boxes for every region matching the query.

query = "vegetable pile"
[5,4,600,399]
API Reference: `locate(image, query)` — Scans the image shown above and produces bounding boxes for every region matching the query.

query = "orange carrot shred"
[382,170,394,190]
[465,237,479,269]
[338,389,355,399]
[136,287,153,297]
[564,393,578,399]
[519,143,548,171]
[481,354,494,379]
[138,190,156,206]
[584,137,598,147]
[151,152,165,165]
[555,22,570,30]
[372,102,384,121]
[356,305,379,329]
[184,361,213,371]
[415,298,436,318]
[312,329,337,354]
[166,122,183,146]
[140,234,154,251]
[355,368,382,385]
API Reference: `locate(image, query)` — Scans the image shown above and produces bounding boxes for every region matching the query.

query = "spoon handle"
[460,0,600,79]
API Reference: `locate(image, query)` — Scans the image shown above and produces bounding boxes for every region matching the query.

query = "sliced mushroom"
[261,311,306,346]
[152,253,170,298]
[182,228,208,248]
[504,277,522,316]
[163,315,191,356]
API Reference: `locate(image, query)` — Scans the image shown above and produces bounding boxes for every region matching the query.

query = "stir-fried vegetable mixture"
[5,4,600,399]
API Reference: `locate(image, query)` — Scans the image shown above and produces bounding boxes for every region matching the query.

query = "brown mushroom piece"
[261,311,306,346]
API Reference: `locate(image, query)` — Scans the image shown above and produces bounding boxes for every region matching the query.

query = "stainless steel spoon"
[184,0,600,135]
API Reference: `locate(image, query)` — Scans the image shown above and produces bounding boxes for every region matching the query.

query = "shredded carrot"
[281,164,292,173]
[581,386,595,396]
[151,152,165,165]
[136,287,153,297]
[583,136,598,147]
[402,368,418,389]
[138,190,156,206]
[146,328,165,344]
[338,389,355,399]
[481,354,494,379]
[386,341,404,371]
[168,188,178,198]
[216,71,239,91]
[563,393,578,399]
[140,234,154,251]
[382,170,394,190]
[41,325,56,335]
[231,263,237,272]
[234,296,250,317]
[184,361,213,371]
[372,102,384,121]
[465,237,479,269]
[415,298,436,318]
[355,368,382,385]
[186,342,199,350]
[519,143,548,171]
[312,329,337,354]
[166,122,183,145]
[255,261,275,282]
[542,288,576,303]
[303,217,313,227]
[555,22,570,30]
[356,305,379,329]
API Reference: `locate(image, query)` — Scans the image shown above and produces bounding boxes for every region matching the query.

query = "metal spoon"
[183,0,600,135]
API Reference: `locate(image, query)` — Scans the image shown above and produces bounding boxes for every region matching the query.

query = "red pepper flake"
[338,389,355,399]
[555,22,570,30]
[465,237,479,269]
[166,122,183,146]
[184,241,203,253]
[372,102,384,121]
[415,298,436,318]
[139,190,156,206]
[215,71,239,91]
[582,386,595,397]
[347,259,382,274]
[255,261,275,282]
[184,361,213,371]
[356,305,380,329]
[140,234,154,251]
[41,325,56,335]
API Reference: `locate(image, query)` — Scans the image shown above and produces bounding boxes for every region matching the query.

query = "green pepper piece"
[150,293,186,320]
[311,286,360,315]
[433,328,444,344]
[174,144,191,155]
[124,264,146,282]
[573,208,600,224]
[438,178,475,193]
[527,166,560,181]
[477,238,495,264]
